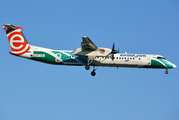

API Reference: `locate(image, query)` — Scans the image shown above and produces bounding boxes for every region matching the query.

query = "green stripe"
[150,57,173,68]
[30,51,79,65]
[159,59,173,68]
[150,59,165,68]
[52,51,78,63]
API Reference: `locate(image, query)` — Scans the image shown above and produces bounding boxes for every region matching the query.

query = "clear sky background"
[0,0,179,120]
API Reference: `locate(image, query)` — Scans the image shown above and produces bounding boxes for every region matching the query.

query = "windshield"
[157,57,166,60]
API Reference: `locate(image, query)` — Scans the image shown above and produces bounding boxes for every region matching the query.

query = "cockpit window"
[157,57,166,60]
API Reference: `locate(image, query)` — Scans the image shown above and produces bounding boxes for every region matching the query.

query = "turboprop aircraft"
[3,24,177,76]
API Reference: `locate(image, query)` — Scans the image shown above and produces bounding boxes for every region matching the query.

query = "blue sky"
[0,0,179,120]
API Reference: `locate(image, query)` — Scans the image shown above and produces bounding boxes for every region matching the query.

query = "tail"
[3,24,31,56]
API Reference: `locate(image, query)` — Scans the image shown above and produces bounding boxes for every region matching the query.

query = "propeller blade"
[112,43,115,51]
[112,54,114,61]
[111,43,118,60]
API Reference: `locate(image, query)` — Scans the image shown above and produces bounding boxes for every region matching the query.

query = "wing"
[81,36,98,51]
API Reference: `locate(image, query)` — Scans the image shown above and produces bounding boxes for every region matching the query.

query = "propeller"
[111,43,119,60]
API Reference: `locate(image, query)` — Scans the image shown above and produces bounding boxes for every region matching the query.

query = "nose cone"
[173,64,177,68]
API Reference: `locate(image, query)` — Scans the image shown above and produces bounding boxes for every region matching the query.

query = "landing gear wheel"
[91,71,96,76]
[85,65,90,70]
[165,70,168,74]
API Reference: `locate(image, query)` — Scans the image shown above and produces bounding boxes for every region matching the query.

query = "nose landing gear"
[165,69,168,74]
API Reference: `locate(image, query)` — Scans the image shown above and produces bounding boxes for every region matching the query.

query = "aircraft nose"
[173,64,177,68]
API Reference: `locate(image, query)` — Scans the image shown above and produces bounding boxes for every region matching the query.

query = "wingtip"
[82,36,88,38]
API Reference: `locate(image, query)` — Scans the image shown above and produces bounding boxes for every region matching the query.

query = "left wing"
[81,36,98,51]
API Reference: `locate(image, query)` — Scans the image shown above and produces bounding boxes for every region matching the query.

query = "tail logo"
[10,33,24,50]
[8,31,30,55]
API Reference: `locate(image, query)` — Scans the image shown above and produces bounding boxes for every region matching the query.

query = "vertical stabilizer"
[3,24,31,56]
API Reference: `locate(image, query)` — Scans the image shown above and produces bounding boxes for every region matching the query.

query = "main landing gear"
[85,58,93,70]
[91,66,98,76]
[85,65,90,70]
[85,65,98,76]
[165,69,168,74]
[91,70,96,76]
[84,57,98,76]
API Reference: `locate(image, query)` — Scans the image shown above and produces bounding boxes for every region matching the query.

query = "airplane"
[3,24,177,76]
